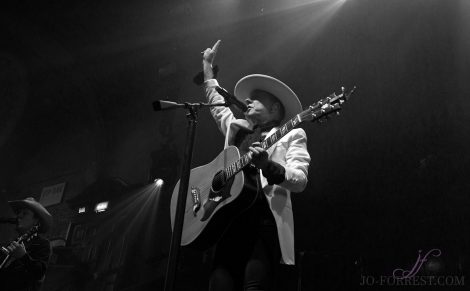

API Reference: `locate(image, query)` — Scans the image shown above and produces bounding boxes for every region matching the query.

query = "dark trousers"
[208,190,281,291]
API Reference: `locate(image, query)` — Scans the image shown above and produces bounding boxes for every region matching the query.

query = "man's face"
[16,208,38,232]
[244,90,282,125]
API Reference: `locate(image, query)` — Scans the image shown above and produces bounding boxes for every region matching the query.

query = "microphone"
[0,217,18,224]
[152,100,185,111]
[215,86,248,112]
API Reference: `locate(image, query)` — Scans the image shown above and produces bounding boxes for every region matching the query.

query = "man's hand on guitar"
[7,241,27,259]
[249,142,270,171]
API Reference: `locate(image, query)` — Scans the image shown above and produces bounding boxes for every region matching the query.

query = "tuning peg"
[336,111,341,116]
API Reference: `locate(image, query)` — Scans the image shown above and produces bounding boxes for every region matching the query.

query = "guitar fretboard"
[221,87,351,180]
[223,114,302,180]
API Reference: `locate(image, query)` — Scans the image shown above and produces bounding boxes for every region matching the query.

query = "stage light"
[78,207,86,214]
[95,201,109,213]
[154,178,164,187]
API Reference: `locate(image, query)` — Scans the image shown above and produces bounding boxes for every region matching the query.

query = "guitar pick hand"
[249,141,269,171]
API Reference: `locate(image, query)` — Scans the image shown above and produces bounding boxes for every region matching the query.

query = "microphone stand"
[153,100,227,291]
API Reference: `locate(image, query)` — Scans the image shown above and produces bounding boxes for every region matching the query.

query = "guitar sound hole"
[211,170,226,192]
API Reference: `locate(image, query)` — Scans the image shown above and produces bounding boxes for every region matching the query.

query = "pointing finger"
[212,40,221,54]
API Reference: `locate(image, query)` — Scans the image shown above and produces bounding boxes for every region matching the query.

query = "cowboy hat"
[9,197,52,233]
[234,74,303,124]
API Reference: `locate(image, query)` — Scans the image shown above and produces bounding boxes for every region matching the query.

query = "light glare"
[154,178,164,187]
[95,201,109,213]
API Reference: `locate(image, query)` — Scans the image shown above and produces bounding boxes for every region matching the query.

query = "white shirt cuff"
[204,79,219,88]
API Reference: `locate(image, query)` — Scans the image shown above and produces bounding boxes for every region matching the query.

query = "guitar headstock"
[299,86,356,123]
[19,225,39,243]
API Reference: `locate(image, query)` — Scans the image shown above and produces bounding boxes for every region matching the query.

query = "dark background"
[1,0,469,290]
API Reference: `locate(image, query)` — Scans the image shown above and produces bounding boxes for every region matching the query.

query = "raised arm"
[202,40,235,136]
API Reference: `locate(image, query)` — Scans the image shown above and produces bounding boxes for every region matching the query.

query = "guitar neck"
[222,86,354,181]
[17,225,39,244]
[223,114,303,180]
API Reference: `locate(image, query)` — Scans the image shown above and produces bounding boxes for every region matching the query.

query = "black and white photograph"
[1,0,469,290]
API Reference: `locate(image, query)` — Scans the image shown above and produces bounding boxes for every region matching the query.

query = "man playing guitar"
[0,197,52,291]
[202,40,311,291]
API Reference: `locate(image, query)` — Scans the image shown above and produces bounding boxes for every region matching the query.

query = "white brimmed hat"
[234,74,303,123]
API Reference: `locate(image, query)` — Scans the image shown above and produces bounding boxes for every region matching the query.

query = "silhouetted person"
[0,197,52,291]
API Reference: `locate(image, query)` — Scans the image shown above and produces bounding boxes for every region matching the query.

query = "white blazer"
[204,79,311,265]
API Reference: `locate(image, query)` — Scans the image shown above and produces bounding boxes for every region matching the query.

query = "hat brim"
[9,200,52,233]
[234,74,303,124]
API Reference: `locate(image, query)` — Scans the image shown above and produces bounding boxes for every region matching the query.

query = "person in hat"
[201,40,310,290]
[0,197,52,291]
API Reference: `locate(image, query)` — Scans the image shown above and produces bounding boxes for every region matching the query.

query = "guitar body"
[170,146,258,249]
